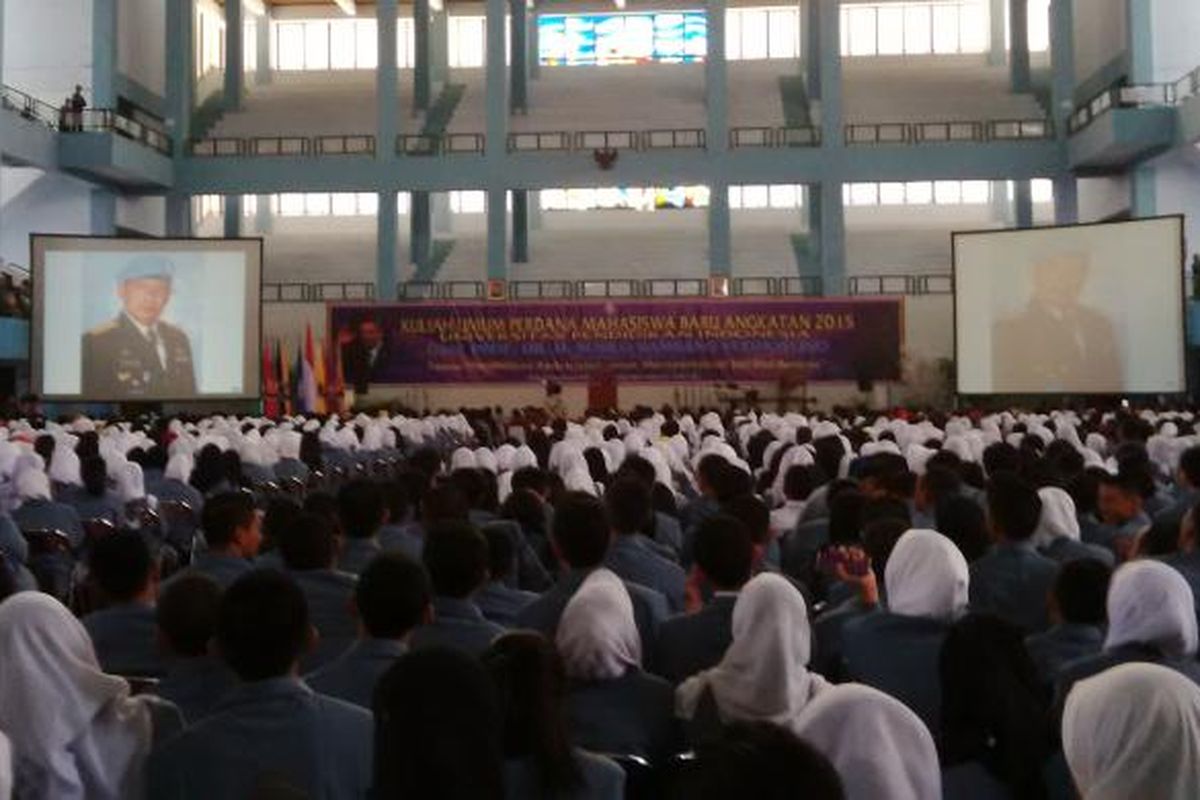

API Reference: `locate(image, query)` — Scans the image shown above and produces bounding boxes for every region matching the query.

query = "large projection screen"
[31,236,263,402]
[954,216,1185,395]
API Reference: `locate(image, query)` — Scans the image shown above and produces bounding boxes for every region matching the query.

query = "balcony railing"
[1068,67,1198,135]
[847,119,1051,145]
[1,84,173,155]
[262,274,951,303]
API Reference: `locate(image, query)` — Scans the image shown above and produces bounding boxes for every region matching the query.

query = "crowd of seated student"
[1,406,1200,797]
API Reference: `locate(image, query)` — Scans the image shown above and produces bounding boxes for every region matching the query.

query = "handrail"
[0,84,61,129]
[262,274,952,303]
[0,84,173,154]
[315,134,375,156]
[1068,63,1200,135]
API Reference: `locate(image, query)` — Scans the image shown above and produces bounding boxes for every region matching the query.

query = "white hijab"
[676,573,828,733]
[884,529,969,621]
[556,569,641,680]
[1032,487,1081,549]
[14,469,50,503]
[0,594,153,800]
[796,683,941,800]
[1104,560,1198,659]
[1064,663,1200,800]
[163,452,193,484]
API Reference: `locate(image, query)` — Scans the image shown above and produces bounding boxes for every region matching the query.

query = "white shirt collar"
[123,312,158,339]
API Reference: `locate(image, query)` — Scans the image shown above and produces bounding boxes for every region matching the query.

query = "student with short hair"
[336,479,387,574]
[147,570,372,798]
[82,530,164,677]
[475,525,540,626]
[604,478,687,612]
[1025,558,1111,685]
[153,573,235,724]
[1092,472,1152,558]
[307,553,431,708]
[174,491,262,588]
[410,520,506,656]
[278,512,359,671]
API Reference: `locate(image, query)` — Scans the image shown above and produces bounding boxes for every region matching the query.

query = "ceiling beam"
[332,0,358,15]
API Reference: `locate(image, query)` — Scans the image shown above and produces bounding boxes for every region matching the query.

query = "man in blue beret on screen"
[81,255,197,398]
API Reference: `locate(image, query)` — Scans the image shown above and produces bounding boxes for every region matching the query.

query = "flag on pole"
[313,337,328,415]
[298,326,318,414]
[278,341,292,417]
[263,340,279,418]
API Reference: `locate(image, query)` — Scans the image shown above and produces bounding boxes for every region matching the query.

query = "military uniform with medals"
[81,314,196,398]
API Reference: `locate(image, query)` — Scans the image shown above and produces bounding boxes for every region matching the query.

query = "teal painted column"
[411,191,432,268]
[90,190,116,236]
[255,194,272,234]
[529,7,541,80]
[487,189,508,281]
[433,192,452,235]
[485,0,508,159]
[811,182,845,295]
[512,190,529,263]
[165,194,191,237]
[1132,167,1157,217]
[818,0,842,149]
[430,6,449,87]
[709,182,732,278]
[378,192,399,299]
[224,0,243,111]
[991,181,1013,225]
[414,0,432,112]
[705,0,728,153]
[1014,180,1034,228]
[1126,0,1153,83]
[166,0,195,149]
[511,0,529,112]
[92,0,117,108]
[255,9,272,86]
[805,0,820,101]
[1009,0,1031,92]
[988,0,1006,66]
[1049,0,1074,136]
[224,195,242,238]
[1053,176,1078,225]
[377,0,400,156]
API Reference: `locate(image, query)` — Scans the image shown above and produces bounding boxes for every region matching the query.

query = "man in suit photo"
[991,252,1121,393]
[341,316,389,395]
[81,256,197,399]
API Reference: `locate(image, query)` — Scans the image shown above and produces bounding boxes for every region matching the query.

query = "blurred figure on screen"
[341,317,388,395]
[81,256,196,398]
[991,253,1121,392]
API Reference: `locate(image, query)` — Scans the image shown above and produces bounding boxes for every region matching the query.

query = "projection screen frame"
[29,234,265,403]
[951,214,1187,398]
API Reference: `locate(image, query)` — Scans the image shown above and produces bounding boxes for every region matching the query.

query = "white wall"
[0,169,93,266]
[1078,176,1130,222]
[1151,0,1200,82]
[116,196,166,236]
[1151,152,1200,262]
[117,0,165,96]
[1072,0,1126,85]
[3,0,92,101]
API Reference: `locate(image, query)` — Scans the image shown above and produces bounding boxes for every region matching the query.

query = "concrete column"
[705,0,728,152]
[90,189,116,236]
[1009,0,1031,93]
[432,192,453,234]
[818,0,842,148]
[805,0,820,100]
[377,191,399,300]
[255,193,272,234]
[430,6,449,87]
[1049,0,1074,135]
[1131,167,1157,217]
[92,0,117,108]
[165,194,191,237]
[1053,175,1079,225]
[512,190,529,263]
[255,9,272,86]
[224,0,243,111]
[224,195,242,238]
[708,181,732,278]
[410,191,432,268]
[812,181,845,295]
[510,0,529,112]
[988,0,1006,67]
[991,181,1013,225]
[1014,179,1034,228]
[1126,0,1153,83]
[166,0,195,148]
[377,0,400,156]
[414,0,432,112]
[485,0,509,158]
[529,6,541,80]
[487,189,508,281]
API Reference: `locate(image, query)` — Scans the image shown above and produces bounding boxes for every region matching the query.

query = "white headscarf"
[884,529,969,621]
[1104,560,1198,658]
[676,573,828,733]
[796,683,941,800]
[48,446,82,487]
[1064,663,1200,800]
[14,469,51,503]
[556,569,640,680]
[449,447,477,472]
[115,462,146,504]
[163,452,193,484]
[1032,487,1081,548]
[0,594,154,799]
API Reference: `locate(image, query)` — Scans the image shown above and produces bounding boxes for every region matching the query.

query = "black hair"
[217,570,310,681]
[449,469,488,510]
[1053,559,1111,626]
[605,477,652,536]
[81,455,108,497]
[860,496,912,529]
[374,648,504,800]
[862,517,909,576]
[501,489,547,535]
[616,455,657,488]
[87,530,154,603]
[983,442,1021,478]
[422,484,470,525]
[1180,446,1200,488]
[337,479,387,540]
[157,573,222,658]
[201,491,258,549]
[986,472,1043,542]
[33,434,54,466]
[721,494,770,545]
[261,497,303,556]
[511,466,550,497]
[935,495,990,563]
[582,448,609,486]
[190,444,226,493]
[422,520,489,598]
[299,431,324,472]
[279,512,338,571]
[482,633,583,796]
[812,435,846,486]
[783,464,817,502]
[693,514,753,590]
[550,492,610,569]
[921,466,963,508]
[828,488,867,546]
[357,553,431,639]
[482,524,517,582]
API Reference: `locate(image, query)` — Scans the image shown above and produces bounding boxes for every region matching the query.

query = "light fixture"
[332,0,358,16]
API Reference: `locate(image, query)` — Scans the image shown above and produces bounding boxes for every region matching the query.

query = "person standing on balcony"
[69,85,87,131]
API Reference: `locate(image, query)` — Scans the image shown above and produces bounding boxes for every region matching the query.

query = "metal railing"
[1069,77,1187,135]
[263,274,953,303]
[847,119,1051,145]
[315,134,375,156]
[0,84,173,155]
[0,84,61,130]
[729,126,821,148]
